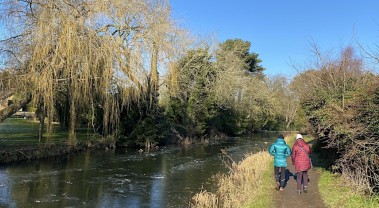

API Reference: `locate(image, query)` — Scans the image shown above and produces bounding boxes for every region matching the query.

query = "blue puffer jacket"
[269,138,291,167]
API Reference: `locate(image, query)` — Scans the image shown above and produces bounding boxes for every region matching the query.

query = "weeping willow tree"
[0,0,186,145]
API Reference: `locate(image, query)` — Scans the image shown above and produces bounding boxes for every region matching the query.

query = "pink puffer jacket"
[291,139,311,172]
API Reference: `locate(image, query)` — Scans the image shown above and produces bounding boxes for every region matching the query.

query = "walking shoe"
[279,187,284,191]
[297,190,301,194]
[275,182,280,190]
[303,186,308,193]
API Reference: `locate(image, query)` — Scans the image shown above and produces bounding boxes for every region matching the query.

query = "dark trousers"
[274,166,286,188]
[296,171,309,190]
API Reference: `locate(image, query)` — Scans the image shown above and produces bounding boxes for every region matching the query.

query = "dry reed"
[190,151,272,208]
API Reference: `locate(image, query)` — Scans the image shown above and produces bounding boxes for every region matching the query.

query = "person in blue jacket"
[269,134,291,191]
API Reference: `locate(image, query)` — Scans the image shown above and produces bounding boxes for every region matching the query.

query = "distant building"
[0,94,34,119]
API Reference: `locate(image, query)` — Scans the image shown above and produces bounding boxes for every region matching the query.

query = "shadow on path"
[281,169,294,188]
[274,157,326,208]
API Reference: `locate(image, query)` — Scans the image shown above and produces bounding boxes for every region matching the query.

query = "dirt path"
[274,157,326,208]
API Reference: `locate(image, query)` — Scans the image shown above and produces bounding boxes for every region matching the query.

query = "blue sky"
[170,0,379,78]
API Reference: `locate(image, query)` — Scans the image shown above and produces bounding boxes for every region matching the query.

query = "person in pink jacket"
[291,134,312,194]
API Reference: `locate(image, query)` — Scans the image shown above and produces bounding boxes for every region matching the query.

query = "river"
[0,132,277,208]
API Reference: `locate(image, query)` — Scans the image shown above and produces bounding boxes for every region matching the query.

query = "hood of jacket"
[275,138,286,145]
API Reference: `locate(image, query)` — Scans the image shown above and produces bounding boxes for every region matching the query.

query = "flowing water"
[0,132,277,208]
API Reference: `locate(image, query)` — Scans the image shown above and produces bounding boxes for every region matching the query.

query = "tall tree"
[217,39,265,74]
[214,39,279,131]
[167,48,216,137]
[165,39,278,137]
[0,0,185,144]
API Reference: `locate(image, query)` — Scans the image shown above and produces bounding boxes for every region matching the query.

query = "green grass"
[0,118,100,147]
[318,169,379,208]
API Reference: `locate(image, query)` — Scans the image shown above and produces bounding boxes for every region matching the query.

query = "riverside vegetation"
[190,150,273,208]
[1,1,295,159]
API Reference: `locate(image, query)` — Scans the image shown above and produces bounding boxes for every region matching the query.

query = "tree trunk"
[149,42,159,109]
[37,103,46,143]
[38,115,45,143]
[0,93,32,122]
[68,94,76,146]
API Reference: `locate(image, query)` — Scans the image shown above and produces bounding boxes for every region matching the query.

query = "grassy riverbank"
[0,118,113,164]
[190,151,274,207]
[0,118,99,147]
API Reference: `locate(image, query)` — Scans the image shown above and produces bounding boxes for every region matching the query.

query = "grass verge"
[318,168,379,207]
[0,118,112,164]
[242,159,275,207]
[190,151,274,208]
[0,118,100,147]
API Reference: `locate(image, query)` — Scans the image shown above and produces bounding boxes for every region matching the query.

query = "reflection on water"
[0,132,277,208]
